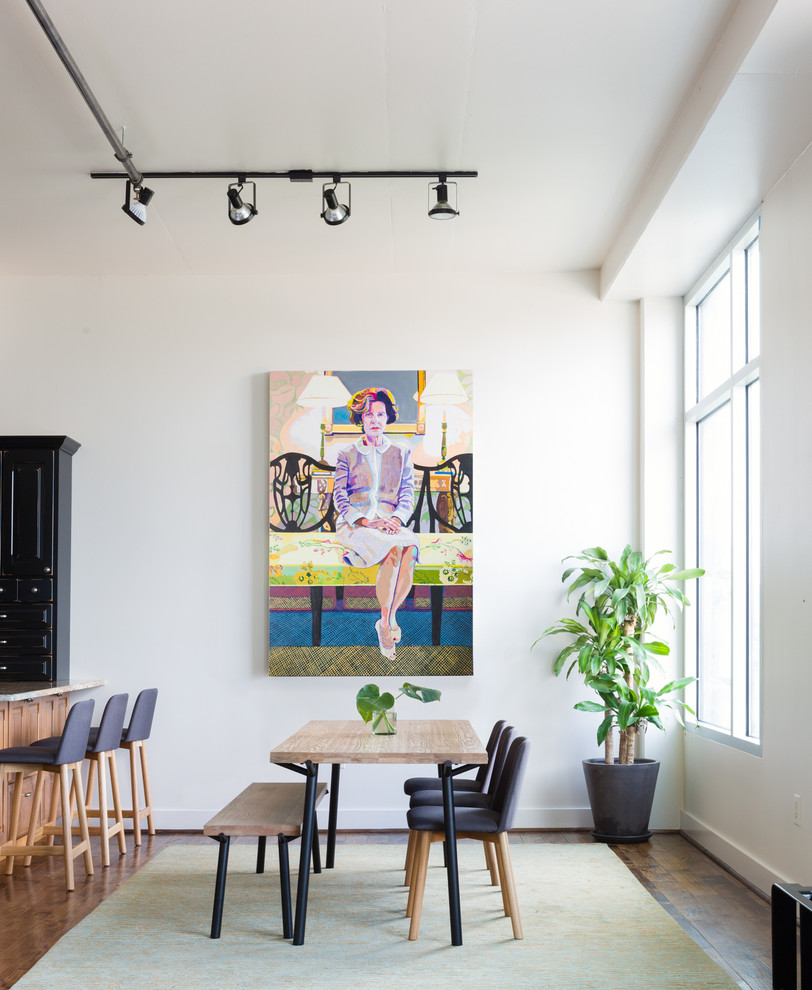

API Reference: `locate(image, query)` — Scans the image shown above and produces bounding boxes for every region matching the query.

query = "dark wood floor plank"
[0,830,774,990]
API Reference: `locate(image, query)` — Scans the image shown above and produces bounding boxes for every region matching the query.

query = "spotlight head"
[428,180,458,220]
[321,181,350,226]
[227,181,257,225]
[122,182,154,225]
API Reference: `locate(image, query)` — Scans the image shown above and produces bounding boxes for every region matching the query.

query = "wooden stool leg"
[4,770,23,874]
[495,832,522,939]
[108,751,127,855]
[128,743,142,845]
[72,762,94,878]
[138,740,155,835]
[85,757,98,817]
[95,754,111,867]
[43,768,62,847]
[23,770,46,867]
[59,763,76,892]
[407,831,432,939]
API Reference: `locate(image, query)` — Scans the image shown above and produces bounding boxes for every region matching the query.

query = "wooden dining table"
[269,718,487,946]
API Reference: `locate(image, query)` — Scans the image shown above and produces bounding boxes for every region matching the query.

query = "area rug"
[13,843,738,990]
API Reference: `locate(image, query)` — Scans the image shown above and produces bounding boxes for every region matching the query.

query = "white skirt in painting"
[336,520,421,568]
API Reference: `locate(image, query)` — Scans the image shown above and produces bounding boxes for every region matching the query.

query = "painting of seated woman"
[268,369,473,677]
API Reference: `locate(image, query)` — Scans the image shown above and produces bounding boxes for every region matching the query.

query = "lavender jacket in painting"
[333,437,415,526]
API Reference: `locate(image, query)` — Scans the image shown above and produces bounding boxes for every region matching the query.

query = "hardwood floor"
[0,830,774,990]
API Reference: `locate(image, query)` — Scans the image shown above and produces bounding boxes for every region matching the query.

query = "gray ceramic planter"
[582,757,660,843]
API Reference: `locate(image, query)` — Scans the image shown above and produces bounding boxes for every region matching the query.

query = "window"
[684,218,761,752]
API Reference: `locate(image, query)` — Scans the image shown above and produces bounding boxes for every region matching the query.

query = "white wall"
[0,269,665,829]
[682,142,812,894]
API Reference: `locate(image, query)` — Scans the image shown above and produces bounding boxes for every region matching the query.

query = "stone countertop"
[0,678,105,702]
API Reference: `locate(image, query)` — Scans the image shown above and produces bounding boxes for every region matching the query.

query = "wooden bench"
[203,781,327,939]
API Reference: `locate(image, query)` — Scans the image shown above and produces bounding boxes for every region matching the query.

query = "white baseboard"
[680,810,782,898]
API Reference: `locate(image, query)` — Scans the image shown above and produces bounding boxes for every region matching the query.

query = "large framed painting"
[268,369,473,677]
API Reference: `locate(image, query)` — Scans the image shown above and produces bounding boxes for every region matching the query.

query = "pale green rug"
[14,843,739,989]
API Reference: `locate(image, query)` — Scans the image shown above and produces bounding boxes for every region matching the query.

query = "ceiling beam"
[599,0,779,300]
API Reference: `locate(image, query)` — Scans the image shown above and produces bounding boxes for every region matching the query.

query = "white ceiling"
[0,0,810,298]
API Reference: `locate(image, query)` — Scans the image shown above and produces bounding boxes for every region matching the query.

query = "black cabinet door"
[0,448,55,576]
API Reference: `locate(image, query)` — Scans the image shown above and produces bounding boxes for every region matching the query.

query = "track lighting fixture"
[321,180,350,226]
[227,180,257,225]
[428,178,458,220]
[26,1,477,230]
[122,181,154,225]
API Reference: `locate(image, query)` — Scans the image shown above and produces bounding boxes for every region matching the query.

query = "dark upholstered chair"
[405,735,530,940]
[118,688,158,844]
[403,719,508,797]
[404,726,515,887]
[35,692,129,866]
[0,699,95,891]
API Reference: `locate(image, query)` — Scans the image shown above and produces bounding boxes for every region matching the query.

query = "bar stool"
[35,692,129,867]
[119,688,158,844]
[0,699,95,892]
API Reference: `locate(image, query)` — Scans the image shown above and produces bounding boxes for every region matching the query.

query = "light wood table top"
[270,719,487,766]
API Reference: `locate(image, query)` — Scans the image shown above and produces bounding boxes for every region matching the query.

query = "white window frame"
[684,214,761,756]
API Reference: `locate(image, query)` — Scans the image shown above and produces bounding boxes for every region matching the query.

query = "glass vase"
[371,710,397,735]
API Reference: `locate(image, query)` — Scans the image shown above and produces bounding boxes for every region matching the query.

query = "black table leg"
[279,834,293,940]
[311,811,322,873]
[210,833,230,939]
[256,835,267,874]
[441,760,463,946]
[293,760,319,946]
[326,764,341,869]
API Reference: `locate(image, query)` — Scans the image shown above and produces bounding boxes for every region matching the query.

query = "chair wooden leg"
[23,770,46,867]
[404,829,416,886]
[407,831,432,940]
[406,830,429,918]
[71,762,94,878]
[59,764,76,891]
[108,751,127,855]
[138,740,155,835]
[3,769,23,874]
[484,840,499,885]
[495,832,522,939]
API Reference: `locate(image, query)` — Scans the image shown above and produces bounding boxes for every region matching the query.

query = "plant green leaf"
[399,682,442,704]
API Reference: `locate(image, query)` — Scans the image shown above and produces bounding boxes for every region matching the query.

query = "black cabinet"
[0,437,79,681]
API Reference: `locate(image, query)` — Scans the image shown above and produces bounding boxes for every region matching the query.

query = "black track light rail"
[90,169,477,182]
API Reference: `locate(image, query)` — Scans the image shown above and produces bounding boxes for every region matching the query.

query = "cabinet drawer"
[0,604,52,627]
[0,582,15,602]
[0,631,52,652]
[16,579,53,602]
[0,657,53,680]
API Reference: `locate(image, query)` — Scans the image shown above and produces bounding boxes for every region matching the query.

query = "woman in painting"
[333,387,420,660]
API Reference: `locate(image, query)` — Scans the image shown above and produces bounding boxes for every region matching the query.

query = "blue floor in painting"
[269,605,471,649]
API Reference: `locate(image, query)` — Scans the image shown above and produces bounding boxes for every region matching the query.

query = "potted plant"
[534,545,703,842]
[355,682,442,734]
